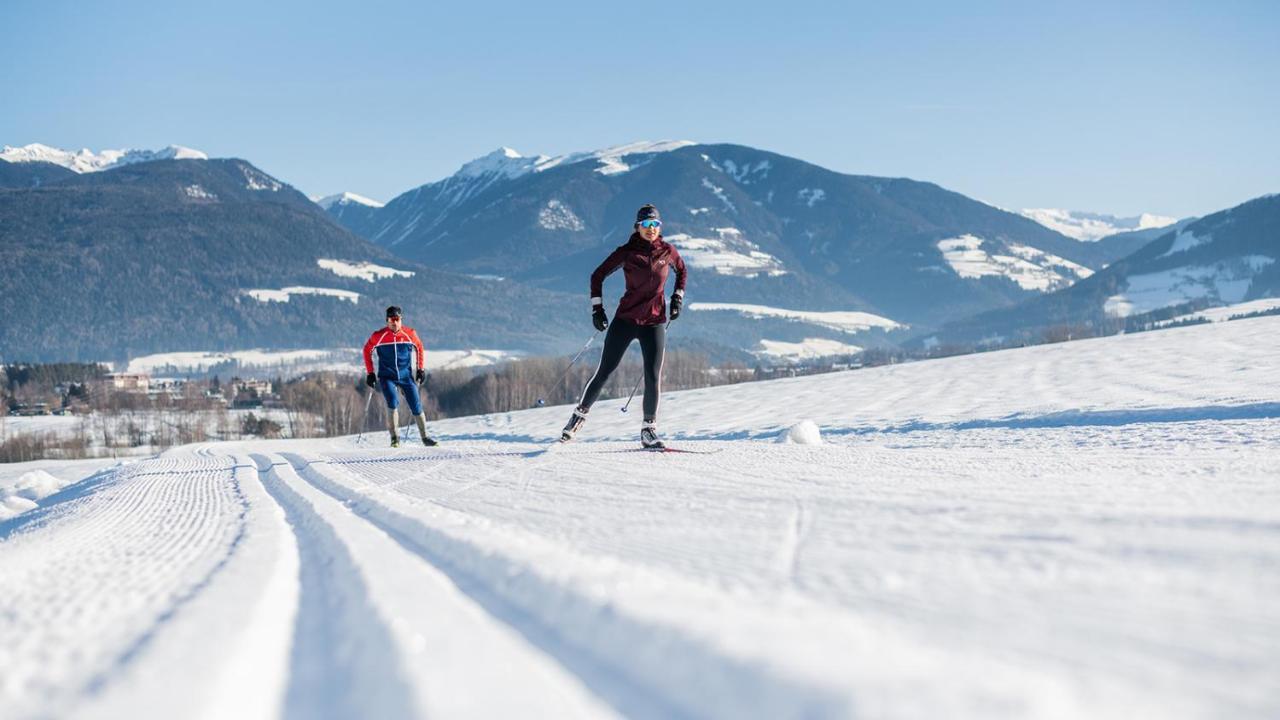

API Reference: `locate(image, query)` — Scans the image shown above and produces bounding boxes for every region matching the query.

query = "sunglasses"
[639,219,661,228]
[387,316,402,321]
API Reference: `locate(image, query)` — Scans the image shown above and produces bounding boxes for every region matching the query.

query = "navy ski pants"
[379,378,423,416]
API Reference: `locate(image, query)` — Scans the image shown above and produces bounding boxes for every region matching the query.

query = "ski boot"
[560,407,588,443]
[414,413,438,447]
[640,421,665,450]
[388,409,400,447]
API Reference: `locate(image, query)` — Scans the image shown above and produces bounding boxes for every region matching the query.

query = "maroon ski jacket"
[591,233,687,326]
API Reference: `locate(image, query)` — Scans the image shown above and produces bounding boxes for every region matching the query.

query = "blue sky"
[3,0,1277,217]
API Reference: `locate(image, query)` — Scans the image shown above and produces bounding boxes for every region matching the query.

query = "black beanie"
[386,305,402,318]
[635,204,661,224]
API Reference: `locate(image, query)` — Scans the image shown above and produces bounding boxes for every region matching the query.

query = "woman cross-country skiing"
[561,204,687,448]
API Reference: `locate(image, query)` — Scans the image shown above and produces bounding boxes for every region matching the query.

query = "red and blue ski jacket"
[591,233,687,325]
[362,326,425,381]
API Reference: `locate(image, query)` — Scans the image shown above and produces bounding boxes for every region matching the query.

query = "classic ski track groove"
[779,497,812,586]
[251,453,420,720]
[285,450,853,719]
[253,451,614,720]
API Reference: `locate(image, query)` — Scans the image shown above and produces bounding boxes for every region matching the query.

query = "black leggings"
[578,318,666,421]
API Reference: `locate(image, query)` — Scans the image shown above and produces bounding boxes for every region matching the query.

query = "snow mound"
[0,495,38,519]
[778,420,823,445]
[10,470,66,500]
[0,470,70,519]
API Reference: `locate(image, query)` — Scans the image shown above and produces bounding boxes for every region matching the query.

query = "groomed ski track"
[2,317,1279,719]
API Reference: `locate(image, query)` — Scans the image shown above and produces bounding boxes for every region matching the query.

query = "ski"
[572,446,721,455]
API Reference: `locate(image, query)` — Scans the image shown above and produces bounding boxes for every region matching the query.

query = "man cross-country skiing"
[363,305,437,447]
[561,203,687,448]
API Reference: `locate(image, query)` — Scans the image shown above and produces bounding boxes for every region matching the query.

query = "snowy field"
[120,347,522,376]
[2,317,1278,719]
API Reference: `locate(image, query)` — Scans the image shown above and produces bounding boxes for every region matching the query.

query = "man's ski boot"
[414,413,438,446]
[388,409,400,448]
[560,407,588,443]
[390,435,401,448]
[640,421,665,450]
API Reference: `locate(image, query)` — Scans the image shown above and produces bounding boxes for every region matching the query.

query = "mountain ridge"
[330,141,1120,328]
[0,157,585,361]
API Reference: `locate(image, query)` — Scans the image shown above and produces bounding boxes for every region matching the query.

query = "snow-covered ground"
[125,348,349,374]
[1103,256,1275,317]
[2,317,1278,719]
[119,347,520,377]
[691,302,901,333]
[756,337,864,361]
[937,235,1093,291]
[1154,297,1280,327]
[316,258,413,282]
[244,286,361,304]
[667,228,788,277]
[1,407,297,453]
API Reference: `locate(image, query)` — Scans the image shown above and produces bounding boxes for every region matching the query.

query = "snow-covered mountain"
[4,315,1277,718]
[1019,208,1178,242]
[0,143,207,173]
[933,193,1280,344]
[0,156,582,360]
[328,141,1110,334]
[313,192,388,242]
[453,140,697,181]
[314,192,385,210]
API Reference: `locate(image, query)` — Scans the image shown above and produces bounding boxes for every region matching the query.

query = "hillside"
[3,316,1277,719]
[927,193,1279,344]
[0,157,583,361]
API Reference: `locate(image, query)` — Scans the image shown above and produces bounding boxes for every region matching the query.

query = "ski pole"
[619,373,642,414]
[621,320,673,413]
[536,331,599,407]
[355,387,374,444]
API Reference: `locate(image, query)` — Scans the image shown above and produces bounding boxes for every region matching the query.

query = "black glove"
[365,372,377,388]
[415,368,426,385]
[592,306,609,332]
[669,294,683,321]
